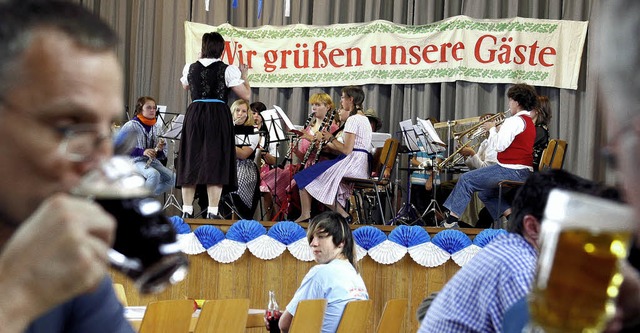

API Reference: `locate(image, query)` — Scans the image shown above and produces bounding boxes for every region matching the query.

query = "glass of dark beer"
[73,156,188,294]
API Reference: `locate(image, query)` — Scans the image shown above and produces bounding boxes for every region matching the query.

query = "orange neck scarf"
[137,114,157,126]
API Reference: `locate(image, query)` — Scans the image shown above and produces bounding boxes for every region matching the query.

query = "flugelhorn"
[452,110,510,142]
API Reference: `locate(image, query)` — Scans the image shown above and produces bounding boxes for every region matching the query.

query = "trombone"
[452,110,510,143]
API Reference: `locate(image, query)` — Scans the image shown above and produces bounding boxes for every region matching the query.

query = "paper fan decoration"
[431,229,472,254]
[177,233,206,254]
[169,215,191,234]
[408,242,451,267]
[226,220,266,243]
[451,245,482,267]
[247,235,287,260]
[353,226,386,250]
[194,225,225,249]
[388,225,430,247]
[368,240,407,264]
[287,238,314,261]
[267,221,307,245]
[355,244,368,261]
[473,229,507,247]
[207,239,246,263]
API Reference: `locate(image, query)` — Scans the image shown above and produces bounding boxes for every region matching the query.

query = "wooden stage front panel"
[111,221,478,333]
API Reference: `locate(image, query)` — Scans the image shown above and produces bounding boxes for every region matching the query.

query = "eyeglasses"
[56,124,111,162]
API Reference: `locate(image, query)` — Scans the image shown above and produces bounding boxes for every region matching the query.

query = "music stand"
[263,106,299,221]
[389,120,424,225]
[414,118,447,226]
[159,113,183,212]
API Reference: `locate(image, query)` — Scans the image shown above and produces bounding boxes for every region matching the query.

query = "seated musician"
[293,86,372,223]
[261,93,338,220]
[531,95,551,171]
[274,212,369,333]
[441,83,537,228]
[116,96,175,196]
[252,101,280,220]
[226,99,261,219]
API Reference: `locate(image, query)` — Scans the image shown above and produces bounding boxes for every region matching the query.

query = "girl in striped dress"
[294,86,372,223]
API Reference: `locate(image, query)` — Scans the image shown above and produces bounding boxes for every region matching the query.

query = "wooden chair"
[342,138,400,224]
[289,299,327,333]
[138,299,194,333]
[112,283,128,307]
[336,299,373,333]
[375,298,408,333]
[496,139,569,226]
[194,298,250,333]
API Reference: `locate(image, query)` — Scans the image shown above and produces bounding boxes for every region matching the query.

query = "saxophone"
[302,109,336,166]
[278,111,315,168]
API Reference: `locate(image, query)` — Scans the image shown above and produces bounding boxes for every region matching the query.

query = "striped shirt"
[418,233,537,333]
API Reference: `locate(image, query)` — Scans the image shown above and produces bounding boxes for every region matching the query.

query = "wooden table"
[125,306,265,332]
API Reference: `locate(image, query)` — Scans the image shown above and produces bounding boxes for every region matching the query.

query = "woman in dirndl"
[177,32,251,219]
[293,86,372,223]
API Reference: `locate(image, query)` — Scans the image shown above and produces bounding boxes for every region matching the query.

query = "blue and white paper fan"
[408,242,451,267]
[388,225,430,247]
[226,219,266,243]
[287,237,314,261]
[355,244,368,261]
[473,229,507,247]
[368,240,407,264]
[208,239,246,263]
[451,244,482,266]
[177,232,206,255]
[267,221,306,245]
[169,215,191,234]
[431,229,472,254]
[194,225,225,249]
[353,226,386,250]
[247,235,287,260]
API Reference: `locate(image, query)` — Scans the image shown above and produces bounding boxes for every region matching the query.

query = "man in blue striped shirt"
[418,170,601,333]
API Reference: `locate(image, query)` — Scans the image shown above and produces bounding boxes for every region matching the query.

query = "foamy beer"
[528,189,635,332]
[73,156,188,294]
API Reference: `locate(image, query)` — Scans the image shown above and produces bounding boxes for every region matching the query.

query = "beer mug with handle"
[72,156,188,294]
[527,189,635,333]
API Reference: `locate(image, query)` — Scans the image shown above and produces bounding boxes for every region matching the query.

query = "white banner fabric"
[184,16,588,90]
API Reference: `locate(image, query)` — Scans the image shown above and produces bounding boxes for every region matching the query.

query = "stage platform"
[112,219,490,333]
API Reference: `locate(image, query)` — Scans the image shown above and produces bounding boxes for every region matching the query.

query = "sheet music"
[371,132,391,150]
[261,108,287,143]
[273,105,296,130]
[162,114,184,139]
[416,117,446,151]
[399,119,420,152]
[157,105,167,123]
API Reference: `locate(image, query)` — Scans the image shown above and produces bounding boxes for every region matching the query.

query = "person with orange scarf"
[117,96,175,196]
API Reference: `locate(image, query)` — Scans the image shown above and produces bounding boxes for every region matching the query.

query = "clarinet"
[278,111,315,168]
[145,138,165,169]
[302,109,335,165]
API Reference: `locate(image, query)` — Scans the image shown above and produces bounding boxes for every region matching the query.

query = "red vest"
[497,115,535,166]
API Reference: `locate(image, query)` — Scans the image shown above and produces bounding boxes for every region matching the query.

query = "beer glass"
[528,189,635,333]
[73,156,189,294]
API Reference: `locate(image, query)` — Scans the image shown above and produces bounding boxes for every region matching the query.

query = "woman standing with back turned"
[178,32,251,219]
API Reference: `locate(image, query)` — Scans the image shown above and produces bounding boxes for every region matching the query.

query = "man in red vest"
[441,83,537,228]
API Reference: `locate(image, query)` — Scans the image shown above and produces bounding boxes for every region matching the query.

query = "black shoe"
[181,212,193,219]
[207,212,223,220]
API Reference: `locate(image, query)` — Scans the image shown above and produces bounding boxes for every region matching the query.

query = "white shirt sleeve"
[492,112,527,152]
[225,65,244,87]
[179,63,190,86]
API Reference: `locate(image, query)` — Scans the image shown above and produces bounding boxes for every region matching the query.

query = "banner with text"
[185,16,588,90]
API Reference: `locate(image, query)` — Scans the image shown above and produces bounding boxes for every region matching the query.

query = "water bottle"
[266,290,281,333]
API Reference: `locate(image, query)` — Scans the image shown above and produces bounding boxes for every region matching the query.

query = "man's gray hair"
[0,0,118,99]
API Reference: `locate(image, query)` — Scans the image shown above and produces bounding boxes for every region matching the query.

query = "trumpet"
[452,110,510,142]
